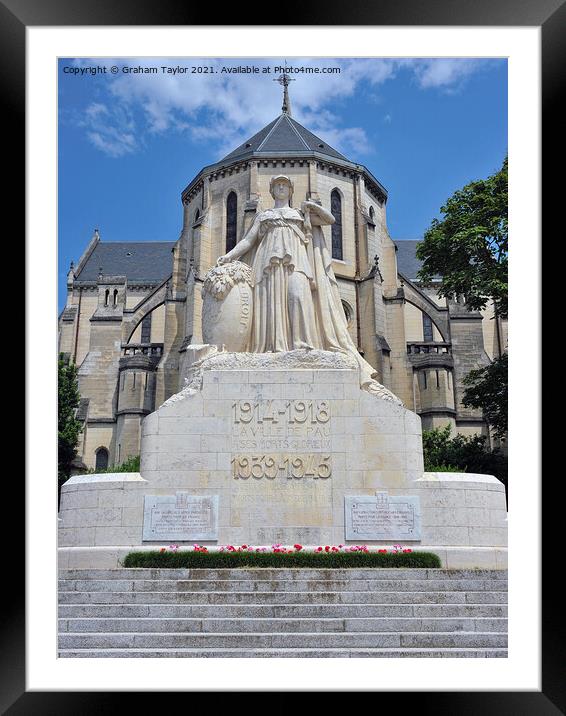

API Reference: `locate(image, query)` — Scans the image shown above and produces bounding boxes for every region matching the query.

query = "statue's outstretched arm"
[218,214,261,264]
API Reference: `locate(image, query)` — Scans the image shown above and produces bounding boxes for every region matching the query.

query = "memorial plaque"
[345,493,421,541]
[142,493,218,541]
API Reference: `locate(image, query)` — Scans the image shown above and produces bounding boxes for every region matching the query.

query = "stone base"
[58,351,507,568]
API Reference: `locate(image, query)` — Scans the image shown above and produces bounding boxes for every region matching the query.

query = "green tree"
[422,425,507,500]
[462,352,507,439]
[416,156,507,317]
[417,158,508,438]
[58,354,83,494]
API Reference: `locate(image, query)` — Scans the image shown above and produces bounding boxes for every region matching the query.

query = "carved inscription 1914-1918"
[232,399,332,480]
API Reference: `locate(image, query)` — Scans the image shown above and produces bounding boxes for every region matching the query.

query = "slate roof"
[394,240,442,282]
[74,241,175,283]
[220,113,349,164]
[394,240,424,281]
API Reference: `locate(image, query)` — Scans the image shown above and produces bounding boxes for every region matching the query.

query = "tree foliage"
[422,425,507,495]
[462,352,508,439]
[416,156,508,317]
[58,353,82,487]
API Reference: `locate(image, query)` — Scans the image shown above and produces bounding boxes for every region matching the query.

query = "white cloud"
[78,102,137,157]
[65,58,497,158]
[408,59,489,91]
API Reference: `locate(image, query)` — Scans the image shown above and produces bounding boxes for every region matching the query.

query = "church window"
[422,371,427,390]
[104,289,109,307]
[436,370,440,388]
[132,373,136,390]
[331,190,343,260]
[113,289,118,307]
[423,313,434,342]
[194,209,200,223]
[369,206,375,222]
[341,300,353,326]
[141,313,152,344]
[226,191,238,253]
[95,447,109,471]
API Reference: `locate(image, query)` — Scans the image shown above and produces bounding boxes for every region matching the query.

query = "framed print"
[10,0,559,709]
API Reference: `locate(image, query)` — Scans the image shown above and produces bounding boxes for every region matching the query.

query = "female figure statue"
[217,175,399,401]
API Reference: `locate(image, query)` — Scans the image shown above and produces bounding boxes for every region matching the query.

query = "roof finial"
[274,62,295,116]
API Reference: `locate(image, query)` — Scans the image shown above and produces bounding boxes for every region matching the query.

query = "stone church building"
[58,90,507,472]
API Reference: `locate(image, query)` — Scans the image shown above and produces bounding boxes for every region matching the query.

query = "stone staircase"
[58,568,508,657]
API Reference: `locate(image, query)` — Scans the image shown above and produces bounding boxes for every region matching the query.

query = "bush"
[122,550,441,569]
[90,455,140,473]
[425,464,462,473]
[422,425,507,498]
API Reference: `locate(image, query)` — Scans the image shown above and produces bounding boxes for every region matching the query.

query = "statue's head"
[269,175,294,203]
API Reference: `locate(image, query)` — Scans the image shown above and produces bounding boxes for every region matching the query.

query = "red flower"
[403,549,412,553]
[315,547,322,552]
[378,549,387,554]
[324,545,330,552]
[241,545,248,549]
[294,544,303,551]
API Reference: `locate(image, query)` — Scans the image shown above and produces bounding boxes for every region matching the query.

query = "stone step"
[58,647,508,658]
[59,603,507,619]
[59,631,508,649]
[58,568,508,581]
[58,578,507,593]
[59,616,508,633]
[58,590,508,605]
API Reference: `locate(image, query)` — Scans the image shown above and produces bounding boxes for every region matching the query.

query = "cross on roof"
[274,66,295,116]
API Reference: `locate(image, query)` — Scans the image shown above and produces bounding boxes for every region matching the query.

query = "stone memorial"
[58,175,507,569]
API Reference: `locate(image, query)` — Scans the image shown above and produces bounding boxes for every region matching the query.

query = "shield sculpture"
[201,261,254,352]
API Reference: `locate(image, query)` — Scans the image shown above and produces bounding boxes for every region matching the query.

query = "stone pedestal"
[58,350,507,568]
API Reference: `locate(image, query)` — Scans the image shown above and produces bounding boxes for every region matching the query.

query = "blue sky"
[58,57,507,310]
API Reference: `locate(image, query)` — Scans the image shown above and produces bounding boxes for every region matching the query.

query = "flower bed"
[123,544,441,568]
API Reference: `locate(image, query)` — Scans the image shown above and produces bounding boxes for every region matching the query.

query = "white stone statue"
[210,175,399,402]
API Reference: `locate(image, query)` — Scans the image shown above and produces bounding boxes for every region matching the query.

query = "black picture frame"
[11,0,558,710]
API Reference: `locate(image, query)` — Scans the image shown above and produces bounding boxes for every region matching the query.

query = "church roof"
[395,240,441,282]
[395,240,423,280]
[74,241,175,283]
[219,113,350,164]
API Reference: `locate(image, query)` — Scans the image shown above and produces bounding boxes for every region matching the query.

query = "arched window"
[226,192,237,253]
[369,206,375,223]
[341,300,353,327]
[113,289,118,307]
[141,313,152,344]
[194,209,200,224]
[422,313,434,342]
[95,447,109,471]
[331,190,343,260]
[104,289,109,307]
